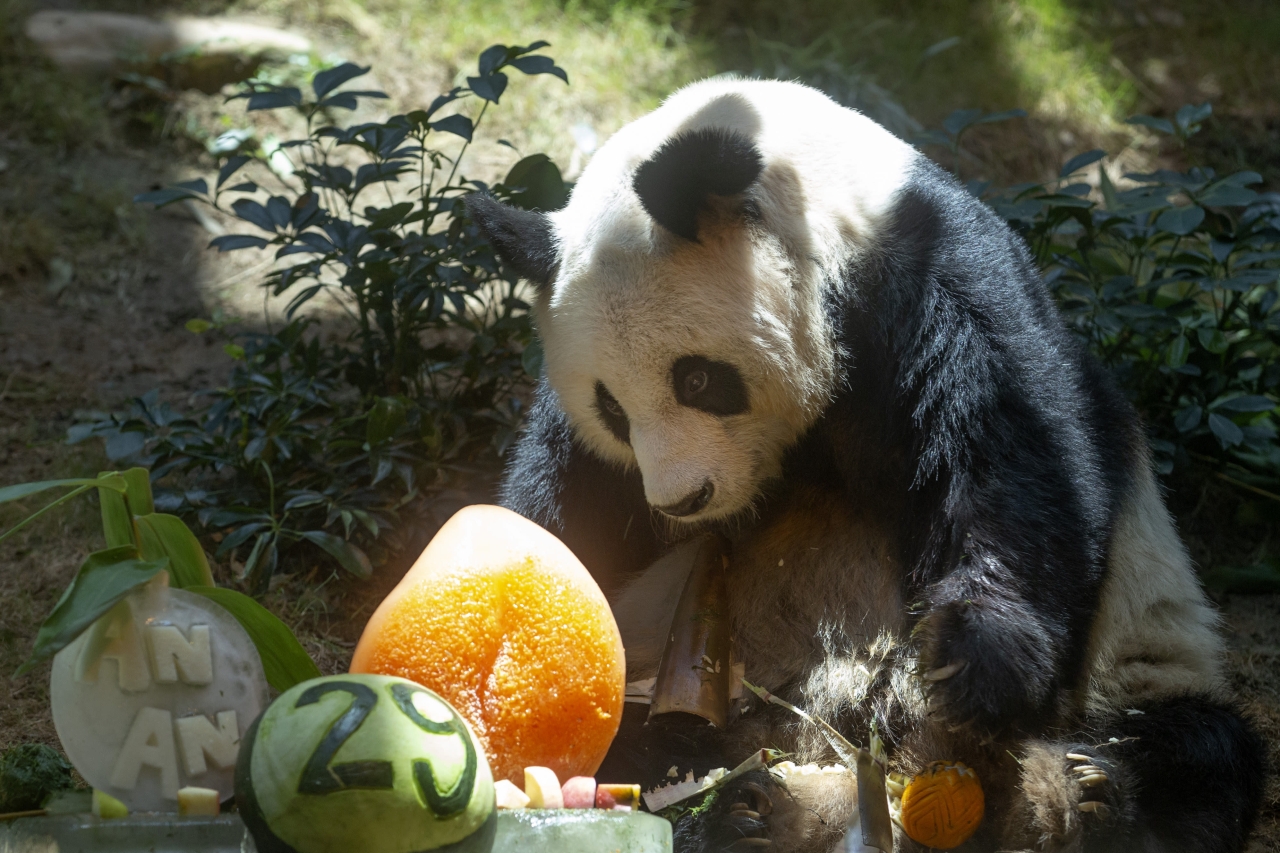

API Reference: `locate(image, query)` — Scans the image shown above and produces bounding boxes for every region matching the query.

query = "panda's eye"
[673,356,749,416]
[594,381,630,444]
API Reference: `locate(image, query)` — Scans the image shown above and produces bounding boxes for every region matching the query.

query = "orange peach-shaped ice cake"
[350,505,625,785]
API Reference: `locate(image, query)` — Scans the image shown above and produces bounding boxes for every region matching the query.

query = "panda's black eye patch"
[672,356,748,416]
[594,382,630,444]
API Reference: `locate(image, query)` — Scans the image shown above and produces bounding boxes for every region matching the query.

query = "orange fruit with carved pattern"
[349,505,625,786]
[900,761,985,849]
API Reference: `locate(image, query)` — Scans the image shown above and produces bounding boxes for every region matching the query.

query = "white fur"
[536,79,918,519]
[1082,460,1226,713]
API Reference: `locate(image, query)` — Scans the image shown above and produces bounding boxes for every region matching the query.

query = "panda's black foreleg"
[1005,694,1266,853]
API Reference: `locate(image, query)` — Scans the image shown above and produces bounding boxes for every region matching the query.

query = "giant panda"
[468,79,1265,852]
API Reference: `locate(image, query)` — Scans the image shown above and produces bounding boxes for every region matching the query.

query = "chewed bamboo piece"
[741,679,894,852]
[740,679,866,767]
[642,747,784,813]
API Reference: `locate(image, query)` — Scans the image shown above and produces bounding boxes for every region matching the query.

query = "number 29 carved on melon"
[236,673,496,853]
[295,680,477,816]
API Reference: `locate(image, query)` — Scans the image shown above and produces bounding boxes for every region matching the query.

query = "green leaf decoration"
[300,530,372,578]
[15,547,168,676]
[134,514,215,588]
[0,474,127,547]
[121,468,154,516]
[186,586,321,691]
[99,479,133,549]
[0,476,125,504]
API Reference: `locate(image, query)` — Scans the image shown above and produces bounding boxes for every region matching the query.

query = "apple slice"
[495,779,531,809]
[524,766,564,808]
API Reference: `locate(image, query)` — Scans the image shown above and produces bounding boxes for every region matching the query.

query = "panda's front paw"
[1065,747,1122,824]
[919,596,1055,734]
[673,770,781,852]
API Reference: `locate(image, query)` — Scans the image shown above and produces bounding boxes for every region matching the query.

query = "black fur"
[673,355,750,415]
[1078,695,1266,853]
[500,381,661,597]
[595,381,631,444]
[466,193,558,288]
[494,148,1264,849]
[632,128,763,241]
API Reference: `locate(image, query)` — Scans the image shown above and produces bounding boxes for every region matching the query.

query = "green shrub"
[76,44,569,592]
[980,105,1280,489]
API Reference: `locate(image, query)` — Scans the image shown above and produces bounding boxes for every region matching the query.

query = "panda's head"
[471,80,915,522]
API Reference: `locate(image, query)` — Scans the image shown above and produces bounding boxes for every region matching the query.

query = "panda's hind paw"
[675,771,782,853]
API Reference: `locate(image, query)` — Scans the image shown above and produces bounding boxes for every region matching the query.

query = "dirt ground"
[0,6,1277,851]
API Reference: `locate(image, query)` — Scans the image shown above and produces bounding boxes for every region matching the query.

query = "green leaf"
[1174,405,1202,433]
[186,586,321,692]
[134,514,215,588]
[185,318,213,334]
[503,154,567,212]
[1208,412,1244,448]
[121,468,154,516]
[0,475,128,547]
[300,530,372,578]
[1196,327,1228,354]
[98,480,133,549]
[522,338,544,378]
[1126,114,1175,135]
[1155,205,1205,235]
[0,476,125,505]
[15,547,168,676]
[366,397,407,446]
[1059,149,1106,178]
[428,113,474,141]
[1166,334,1190,368]
[312,62,370,99]
[1213,395,1275,414]
[1098,163,1119,211]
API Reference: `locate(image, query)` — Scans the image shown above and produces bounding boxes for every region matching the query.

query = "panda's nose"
[656,481,714,517]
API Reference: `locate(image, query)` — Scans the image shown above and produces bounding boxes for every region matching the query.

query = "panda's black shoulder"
[810,156,1141,550]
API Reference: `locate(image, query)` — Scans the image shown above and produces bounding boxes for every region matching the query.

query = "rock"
[24,12,311,92]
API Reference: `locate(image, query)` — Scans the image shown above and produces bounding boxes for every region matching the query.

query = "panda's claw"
[731,808,762,820]
[1077,773,1108,787]
[741,781,774,815]
[924,660,967,682]
[1064,753,1091,762]
[1076,801,1112,817]
[1071,764,1103,775]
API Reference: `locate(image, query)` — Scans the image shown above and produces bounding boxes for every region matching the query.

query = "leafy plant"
[2,468,319,690]
[77,44,570,591]
[978,104,1280,492]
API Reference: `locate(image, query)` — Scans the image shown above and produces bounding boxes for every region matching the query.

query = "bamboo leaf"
[186,586,321,691]
[15,547,168,676]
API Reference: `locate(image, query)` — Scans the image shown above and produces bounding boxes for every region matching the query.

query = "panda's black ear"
[632,128,763,242]
[466,193,559,290]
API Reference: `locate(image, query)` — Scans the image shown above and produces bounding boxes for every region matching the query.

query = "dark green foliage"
[76,45,569,591]
[0,744,74,812]
[981,104,1280,491]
